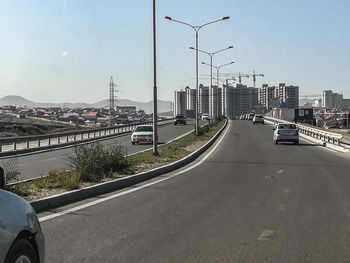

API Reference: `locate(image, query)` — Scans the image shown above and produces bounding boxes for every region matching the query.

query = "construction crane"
[235,72,249,84]
[251,70,264,88]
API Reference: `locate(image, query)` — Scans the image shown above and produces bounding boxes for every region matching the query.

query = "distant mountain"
[0,95,172,113]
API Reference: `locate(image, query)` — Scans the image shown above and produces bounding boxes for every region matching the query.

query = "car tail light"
[276,130,280,134]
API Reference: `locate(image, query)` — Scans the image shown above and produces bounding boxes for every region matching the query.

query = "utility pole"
[152,0,159,156]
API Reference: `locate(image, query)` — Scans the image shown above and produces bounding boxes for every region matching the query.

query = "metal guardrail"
[0,118,174,153]
[264,116,346,147]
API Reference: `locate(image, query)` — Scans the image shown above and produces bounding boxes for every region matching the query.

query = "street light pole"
[152,0,159,156]
[165,16,230,135]
[189,46,233,118]
[202,61,235,118]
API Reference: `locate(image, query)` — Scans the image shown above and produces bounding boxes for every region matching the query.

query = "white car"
[0,167,45,263]
[131,125,153,145]
[273,123,299,145]
[201,114,211,121]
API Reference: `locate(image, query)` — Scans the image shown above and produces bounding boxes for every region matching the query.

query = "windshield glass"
[135,126,153,132]
[278,124,297,129]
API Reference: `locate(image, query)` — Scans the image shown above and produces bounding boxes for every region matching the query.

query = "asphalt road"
[39,120,350,262]
[2,120,203,180]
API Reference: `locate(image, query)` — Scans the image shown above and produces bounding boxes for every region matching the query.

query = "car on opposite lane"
[174,114,187,125]
[201,114,211,121]
[0,167,45,263]
[131,125,153,145]
[273,123,299,145]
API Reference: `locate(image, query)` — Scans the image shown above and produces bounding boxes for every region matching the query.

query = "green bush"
[70,142,128,182]
[1,158,20,182]
[197,125,210,136]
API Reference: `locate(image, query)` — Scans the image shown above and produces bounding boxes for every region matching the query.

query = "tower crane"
[251,70,264,88]
[235,72,249,84]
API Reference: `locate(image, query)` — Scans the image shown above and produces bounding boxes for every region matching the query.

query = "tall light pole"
[189,46,233,118]
[152,0,159,156]
[165,16,230,136]
[202,61,234,118]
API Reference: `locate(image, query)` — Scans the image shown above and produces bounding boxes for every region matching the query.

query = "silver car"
[273,123,299,145]
[0,168,45,263]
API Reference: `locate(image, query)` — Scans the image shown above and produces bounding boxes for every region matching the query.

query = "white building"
[210,86,223,118]
[259,83,299,110]
[185,86,196,111]
[198,84,209,115]
[322,90,343,109]
[223,84,252,119]
[174,90,186,116]
[274,83,299,109]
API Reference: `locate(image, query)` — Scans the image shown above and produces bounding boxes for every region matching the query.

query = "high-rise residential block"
[174,90,186,116]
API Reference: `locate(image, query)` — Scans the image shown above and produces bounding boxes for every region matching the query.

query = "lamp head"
[165,16,172,20]
[223,16,230,20]
[228,46,233,49]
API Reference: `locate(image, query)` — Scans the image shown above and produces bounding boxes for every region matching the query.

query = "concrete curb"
[30,120,228,213]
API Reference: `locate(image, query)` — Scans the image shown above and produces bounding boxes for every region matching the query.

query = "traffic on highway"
[1,1,350,262]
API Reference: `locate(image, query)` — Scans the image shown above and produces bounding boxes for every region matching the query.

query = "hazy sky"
[0,0,349,103]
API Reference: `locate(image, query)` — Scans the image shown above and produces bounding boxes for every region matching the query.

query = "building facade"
[185,86,196,111]
[174,90,186,116]
[274,83,299,109]
[210,86,223,118]
[259,84,275,110]
[223,84,252,119]
[322,90,343,109]
[198,84,209,115]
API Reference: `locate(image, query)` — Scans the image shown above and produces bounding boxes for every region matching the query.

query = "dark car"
[174,114,186,125]
[0,167,45,263]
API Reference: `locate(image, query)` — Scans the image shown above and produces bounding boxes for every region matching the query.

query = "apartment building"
[185,86,196,111]
[174,90,186,116]
[259,84,275,110]
[199,84,209,115]
[322,90,343,109]
[223,84,252,119]
[210,86,223,118]
[259,83,299,110]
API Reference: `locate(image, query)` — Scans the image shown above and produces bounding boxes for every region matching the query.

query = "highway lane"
[39,120,350,262]
[2,120,204,180]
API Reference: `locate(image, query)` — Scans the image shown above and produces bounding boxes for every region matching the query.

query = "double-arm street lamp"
[201,61,234,117]
[165,16,230,136]
[189,46,233,118]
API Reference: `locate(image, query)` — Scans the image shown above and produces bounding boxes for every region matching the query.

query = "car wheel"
[274,140,278,145]
[132,141,135,145]
[5,239,39,263]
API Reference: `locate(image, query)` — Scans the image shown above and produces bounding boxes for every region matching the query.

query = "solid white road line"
[39,121,231,222]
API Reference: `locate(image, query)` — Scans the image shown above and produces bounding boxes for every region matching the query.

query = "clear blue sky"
[0,0,349,103]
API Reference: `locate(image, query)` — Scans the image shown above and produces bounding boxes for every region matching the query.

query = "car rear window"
[278,124,296,129]
[135,126,153,132]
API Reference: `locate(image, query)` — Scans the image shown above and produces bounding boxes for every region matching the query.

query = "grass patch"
[4,119,226,200]
[5,170,81,200]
